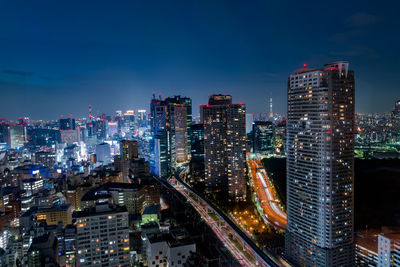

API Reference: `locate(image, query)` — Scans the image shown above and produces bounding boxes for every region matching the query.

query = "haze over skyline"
[1,0,399,120]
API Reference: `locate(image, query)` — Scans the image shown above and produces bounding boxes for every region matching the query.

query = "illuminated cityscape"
[1,1,399,267]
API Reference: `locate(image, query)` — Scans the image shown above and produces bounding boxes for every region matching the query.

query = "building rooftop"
[143,204,160,215]
[38,204,71,213]
[380,232,400,241]
[22,178,42,183]
[81,187,111,201]
[73,203,127,218]
[147,227,194,248]
[355,232,379,253]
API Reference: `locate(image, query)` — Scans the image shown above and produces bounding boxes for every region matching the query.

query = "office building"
[190,124,204,159]
[60,128,80,144]
[8,124,26,149]
[137,109,147,127]
[27,232,59,267]
[285,62,355,266]
[392,99,400,121]
[201,94,247,201]
[246,113,254,133]
[165,95,192,165]
[150,96,169,177]
[94,119,108,140]
[64,224,77,267]
[107,121,119,137]
[252,121,274,154]
[95,142,111,165]
[123,110,135,134]
[189,124,205,183]
[74,203,130,266]
[150,95,192,177]
[34,151,56,169]
[36,204,72,227]
[21,178,43,196]
[59,118,76,131]
[0,120,8,145]
[118,140,139,181]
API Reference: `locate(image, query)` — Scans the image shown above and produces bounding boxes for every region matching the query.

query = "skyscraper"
[150,96,169,177]
[392,99,400,130]
[189,124,205,183]
[201,94,247,201]
[94,119,108,141]
[165,95,192,166]
[123,110,135,136]
[95,142,111,165]
[252,121,274,154]
[285,62,355,266]
[190,124,205,160]
[119,140,139,180]
[150,95,192,177]
[59,118,76,131]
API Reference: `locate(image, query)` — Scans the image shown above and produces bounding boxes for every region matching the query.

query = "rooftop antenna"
[89,105,92,121]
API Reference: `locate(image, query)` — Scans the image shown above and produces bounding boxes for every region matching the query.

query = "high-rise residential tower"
[201,94,247,201]
[285,62,355,266]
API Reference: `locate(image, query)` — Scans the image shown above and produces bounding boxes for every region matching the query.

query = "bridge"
[155,174,283,267]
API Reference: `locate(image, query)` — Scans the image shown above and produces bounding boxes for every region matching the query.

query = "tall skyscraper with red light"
[286,62,355,266]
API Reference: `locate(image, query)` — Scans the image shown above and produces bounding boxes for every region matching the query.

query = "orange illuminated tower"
[269,96,273,119]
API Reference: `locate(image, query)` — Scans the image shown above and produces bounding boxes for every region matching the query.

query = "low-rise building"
[73,203,130,266]
[36,204,72,227]
[378,232,400,267]
[145,227,196,267]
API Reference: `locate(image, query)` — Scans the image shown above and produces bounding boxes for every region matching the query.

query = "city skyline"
[1,2,400,266]
[1,1,400,120]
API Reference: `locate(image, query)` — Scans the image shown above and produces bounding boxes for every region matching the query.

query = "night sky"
[1,0,399,120]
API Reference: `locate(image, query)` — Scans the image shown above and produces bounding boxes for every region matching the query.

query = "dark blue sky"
[1,0,399,120]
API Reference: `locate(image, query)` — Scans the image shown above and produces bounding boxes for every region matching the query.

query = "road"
[247,154,287,229]
[172,180,255,267]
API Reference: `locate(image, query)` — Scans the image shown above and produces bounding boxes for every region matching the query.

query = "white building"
[107,121,119,137]
[378,233,400,267]
[9,125,26,149]
[145,228,195,267]
[60,128,80,144]
[21,178,43,196]
[285,62,355,266]
[74,203,130,267]
[95,143,111,165]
